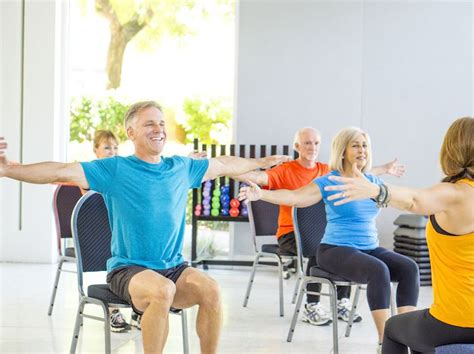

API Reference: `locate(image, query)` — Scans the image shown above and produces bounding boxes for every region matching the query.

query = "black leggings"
[383,309,474,354]
[306,255,350,303]
[278,232,350,303]
[317,244,419,310]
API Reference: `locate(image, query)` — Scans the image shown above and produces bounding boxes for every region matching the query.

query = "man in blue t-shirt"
[0,101,288,354]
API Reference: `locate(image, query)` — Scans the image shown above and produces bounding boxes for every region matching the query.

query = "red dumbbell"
[229,207,240,217]
[230,198,240,208]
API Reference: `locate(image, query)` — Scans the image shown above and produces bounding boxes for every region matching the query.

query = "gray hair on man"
[293,127,321,149]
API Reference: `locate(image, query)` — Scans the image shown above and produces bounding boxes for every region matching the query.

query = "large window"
[68,0,235,161]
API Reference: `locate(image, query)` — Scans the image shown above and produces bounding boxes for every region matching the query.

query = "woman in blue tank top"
[238,127,420,351]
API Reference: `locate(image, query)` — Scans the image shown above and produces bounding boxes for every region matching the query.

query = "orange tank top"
[428,178,474,327]
[265,161,329,238]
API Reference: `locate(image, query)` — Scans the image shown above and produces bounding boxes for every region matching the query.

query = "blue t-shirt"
[313,170,383,250]
[80,155,209,272]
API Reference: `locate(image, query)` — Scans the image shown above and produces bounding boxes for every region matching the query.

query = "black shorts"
[277,231,297,256]
[106,262,189,314]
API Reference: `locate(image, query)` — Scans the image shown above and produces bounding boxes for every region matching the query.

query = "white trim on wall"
[1,0,70,263]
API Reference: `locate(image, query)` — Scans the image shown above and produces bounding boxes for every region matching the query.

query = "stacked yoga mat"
[393,214,432,286]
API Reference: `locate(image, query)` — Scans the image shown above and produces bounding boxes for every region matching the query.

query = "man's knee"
[199,277,221,308]
[132,277,177,307]
[151,280,177,304]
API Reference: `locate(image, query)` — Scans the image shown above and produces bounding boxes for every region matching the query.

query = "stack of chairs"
[393,214,432,286]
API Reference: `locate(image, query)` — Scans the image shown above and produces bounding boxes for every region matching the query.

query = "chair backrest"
[248,200,280,251]
[53,184,83,239]
[292,201,327,271]
[71,191,112,295]
[53,184,83,255]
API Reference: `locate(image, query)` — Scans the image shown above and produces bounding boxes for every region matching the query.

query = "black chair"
[287,201,396,353]
[48,184,83,316]
[242,200,298,317]
[69,191,189,354]
[288,201,364,353]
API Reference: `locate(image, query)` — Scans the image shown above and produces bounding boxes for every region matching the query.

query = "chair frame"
[287,203,396,354]
[69,191,189,354]
[48,184,83,316]
[242,200,298,317]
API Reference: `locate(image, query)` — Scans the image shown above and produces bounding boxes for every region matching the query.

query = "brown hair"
[124,101,163,129]
[93,130,118,149]
[440,117,474,183]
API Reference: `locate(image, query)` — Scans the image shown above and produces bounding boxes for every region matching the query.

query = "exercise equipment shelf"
[191,139,296,268]
[194,216,249,222]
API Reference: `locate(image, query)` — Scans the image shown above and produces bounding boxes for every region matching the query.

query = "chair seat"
[261,244,295,256]
[435,344,474,354]
[309,266,352,282]
[88,284,184,313]
[87,284,129,306]
[65,247,76,258]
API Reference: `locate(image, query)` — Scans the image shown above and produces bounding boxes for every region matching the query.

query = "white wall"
[0,2,3,256]
[234,0,473,253]
[0,0,69,263]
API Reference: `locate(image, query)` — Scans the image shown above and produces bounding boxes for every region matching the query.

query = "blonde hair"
[292,127,321,150]
[124,101,163,129]
[440,117,474,183]
[329,127,372,173]
[93,130,118,149]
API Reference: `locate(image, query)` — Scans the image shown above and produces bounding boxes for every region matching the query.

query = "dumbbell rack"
[191,139,295,268]
[392,214,432,286]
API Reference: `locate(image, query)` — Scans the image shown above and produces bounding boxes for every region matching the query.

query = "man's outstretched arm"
[202,155,289,182]
[0,137,89,189]
[232,170,269,186]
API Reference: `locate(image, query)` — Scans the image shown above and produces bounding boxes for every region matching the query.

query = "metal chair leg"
[345,285,362,337]
[181,310,189,354]
[277,256,284,317]
[287,279,307,342]
[48,257,66,316]
[329,283,339,354]
[69,300,85,354]
[291,272,302,304]
[99,303,111,354]
[243,253,260,307]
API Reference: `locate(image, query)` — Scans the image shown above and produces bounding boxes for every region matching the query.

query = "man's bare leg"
[160,317,169,353]
[173,267,222,354]
[129,270,176,354]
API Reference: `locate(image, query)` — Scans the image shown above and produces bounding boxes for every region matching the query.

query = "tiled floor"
[0,262,432,353]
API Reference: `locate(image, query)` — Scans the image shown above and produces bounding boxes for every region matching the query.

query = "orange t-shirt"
[265,160,329,238]
[428,178,474,327]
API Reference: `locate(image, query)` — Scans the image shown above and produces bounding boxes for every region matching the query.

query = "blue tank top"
[313,171,383,250]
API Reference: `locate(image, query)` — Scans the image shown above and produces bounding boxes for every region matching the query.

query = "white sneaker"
[376,343,382,354]
[337,298,363,322]
[301,302,332,326]
[130,311,141,330]
[110,309,131,332]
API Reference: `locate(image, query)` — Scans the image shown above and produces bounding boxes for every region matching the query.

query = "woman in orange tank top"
[324,117,474,353]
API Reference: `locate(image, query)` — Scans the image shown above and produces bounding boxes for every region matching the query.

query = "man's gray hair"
[293,127,321,148]
[124,101,163,129]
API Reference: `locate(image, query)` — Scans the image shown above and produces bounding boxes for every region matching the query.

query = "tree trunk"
[96,0,149,90]
[106,23,128,90]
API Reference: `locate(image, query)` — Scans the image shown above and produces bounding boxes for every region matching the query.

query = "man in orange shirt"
[240,127,404,326]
